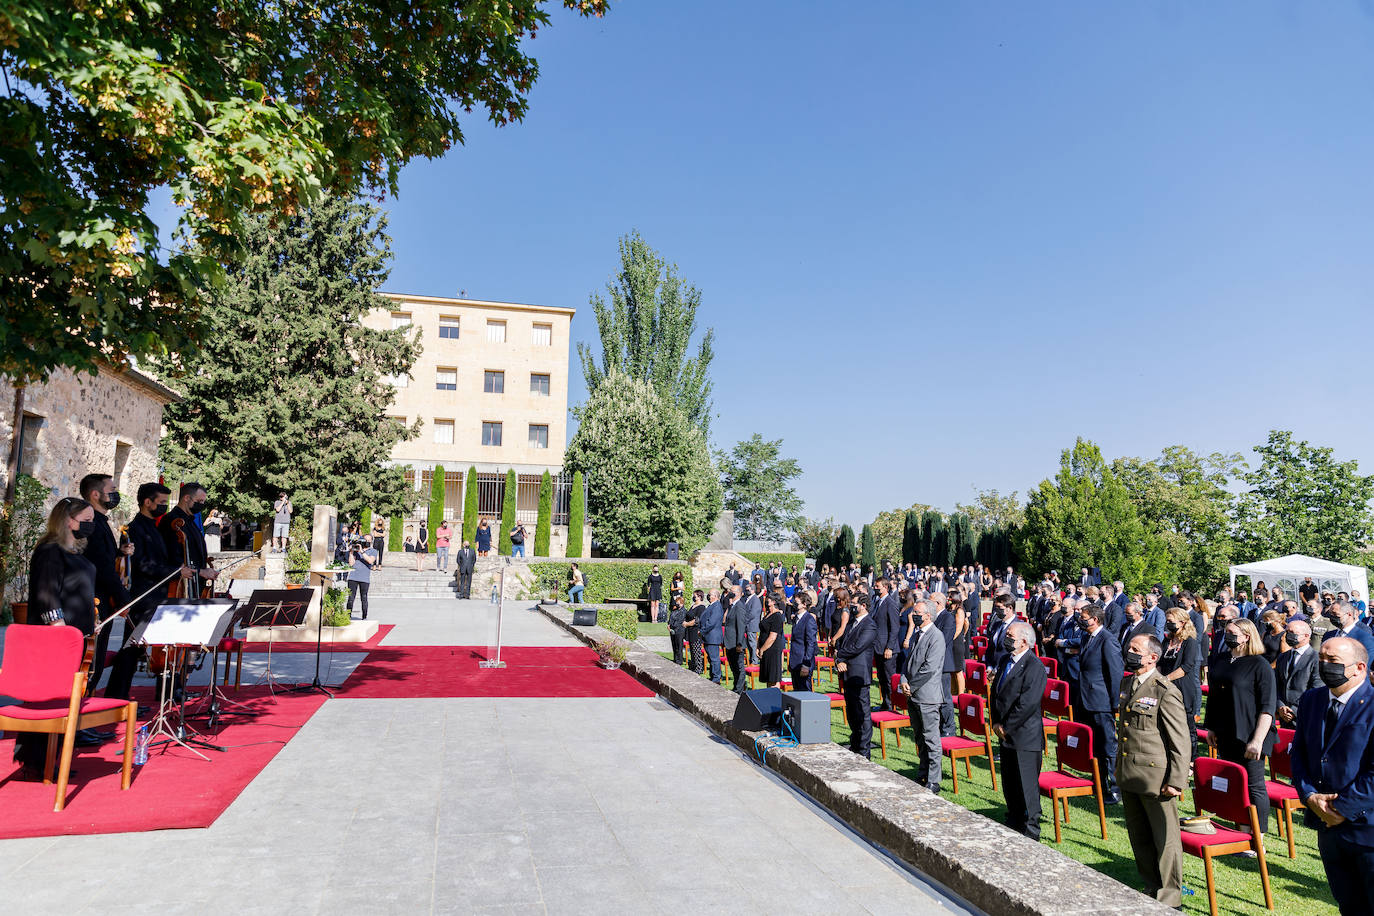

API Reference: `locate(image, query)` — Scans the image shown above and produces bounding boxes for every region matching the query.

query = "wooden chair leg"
[878,726,887,760]
[234,648,242,689]
[987,739,998,791]
[1283,805,1295,859]
[1252,808,1274,910]
[1052,792,1062,843]
[949,754,960,794]
[1063,796,1072,825]
[120,703,136,790]
[44,734,58,785]
[964,757,971,778]
[894,727,901,749]
[1093,762,1107,838]
[1203,849,1218,916]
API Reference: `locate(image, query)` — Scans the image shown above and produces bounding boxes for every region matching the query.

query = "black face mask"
[1001,634,1016,652]
[103,491,120,510]
[151,504,168,518]
[193,500,207,513]
[1284,631,1302,648]
[1324,609,1342,624]
[1319,660,1351,690]
[1123,651,1143,672]
[1223,633,1242,649]
[74,520,96,539]
[1165,623,1180,635]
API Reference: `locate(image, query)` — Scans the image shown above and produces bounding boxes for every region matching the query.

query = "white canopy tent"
[1229,554,1370,603]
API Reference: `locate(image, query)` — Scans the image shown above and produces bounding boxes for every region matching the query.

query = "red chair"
[964,660,988,700]
[0,625,138,812]
[1265,727,1301,859]
[871,675,907,759]
[941,693,997,794]
[1038,656,1058,679]
[1041,677,1073,748]
[828,692,846,725]
[1186,757,1275,916]
[1038,721,1107,843]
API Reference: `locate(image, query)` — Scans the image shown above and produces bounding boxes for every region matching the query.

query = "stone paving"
[0,598,976,915]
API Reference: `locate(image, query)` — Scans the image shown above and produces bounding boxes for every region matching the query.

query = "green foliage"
[1017,438,1174,593]
[794,516,837,560]
[860,524,876,571]
[535,471,552,556]
[976,526,1016,570]
[948,513,975,566]
[740,552,806,573]
[529,560,690,622]
[500,469,518,555]
[0,0,609,385]
[462,467,479,546]
[595,608,639,643]
[427,465,445,552]
[1,474,50,611]
[567,470,586,558]
[867,503,931,569]
[919,511,945,567]
[717,434,803,541]
[388,515,403,553]
[285,518,313,584]
[359,507,372,534]
[156,195,419,522]
[834,524,857,568]
[576,231,715,436]
[322,587,351,627]
[954,489,1026,531]
[565,370,721,557]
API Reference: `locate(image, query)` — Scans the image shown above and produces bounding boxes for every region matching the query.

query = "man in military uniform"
[1116,632,1190,908]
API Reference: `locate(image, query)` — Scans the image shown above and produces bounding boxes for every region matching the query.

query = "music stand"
[241,588,312,693]
[138,600,239,758]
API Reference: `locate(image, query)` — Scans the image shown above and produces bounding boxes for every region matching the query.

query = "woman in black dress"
[414,522,428,571]
[647,565,663,622]
[757,594,786,688]
[669,571,684,610]
[14,497,99,775]
[1258,610,1286,664]
[1158,607,1202,760]
[1203,618,1277,833]
[896,588,916,676]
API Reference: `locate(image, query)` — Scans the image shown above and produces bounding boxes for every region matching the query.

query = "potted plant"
[594,638,629,670]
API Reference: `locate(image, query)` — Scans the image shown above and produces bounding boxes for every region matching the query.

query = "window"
[529,373,550,396]
[438,316,460,339]
[482,422,503,446]
[384,373,408,389]
[391,311,412,329]
[528,424,549,449]
[486,319,506,343]
[483,370,505,394]
[435,367,457,390]
[17,414,43,476]
[433,419,454,444]
[113,441,131,490]
[532,323,552,346]
[386,415,406,427]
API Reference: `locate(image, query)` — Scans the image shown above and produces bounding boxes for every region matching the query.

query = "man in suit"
[985,595,1018,671]
[931,592,958,737]
[1118,601,1155,656]
[836,594,877,758]
[1055,597,1084,709]
[78,473,133,697]
[872,578,899,711]
[1005,567,1020,597]
[1116,633,1190,908]
[900,598,945,792]
[1140,593,1167,639]
[1322,601,1374,660]
[1276,618,1320,728]
[1291,637,1374,915]
[1207,602,1239,668]
[741,582,762,666]
[698,590,725,683]
[990,620,1047,838]
[789,591,818,692]
[961,582,982,638]
[1077,603,1125,803]
[454,540,477,598]
[723,584,751,693]
[1098,584,1123,636]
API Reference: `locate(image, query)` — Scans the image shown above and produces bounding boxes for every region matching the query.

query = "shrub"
[285,518,312,584]
[567,470,585,558]
[322,586,351,627]
[462,466,479,545]
[500,469,517,555]
[388,515,403,552]
[1,473,49,616]
[860,524,876,571]
[427,465,444,551]
[529,560,692,608]
[595,607,638,642]
[740,552,805,573]
[360,506,372,533]
[535,471,552,556]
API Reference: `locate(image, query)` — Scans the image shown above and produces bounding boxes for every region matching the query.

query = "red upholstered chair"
[1187,757,1275,916]
[1038,721,1107,843]
[964,660,988,700]
[0,625,138,812]
[1038,656,1058,680]
[1265,727,1301,859]
[812,655,835,688]
[871,675,907,759]
[828,692,846,725]
[1041,677,1073,749]
[941,693,997,794]
[218,637,244,689]
[1196,726,1217,758]
[971,636,988,661]
[744,665,760,688]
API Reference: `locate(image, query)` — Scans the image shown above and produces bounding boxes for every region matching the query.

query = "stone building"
[1,363,179,504]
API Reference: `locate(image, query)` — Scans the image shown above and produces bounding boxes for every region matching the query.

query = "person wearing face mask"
[1206,603,1239,669]
[899,598,946,793]
[990,621,1047,838]
[1320,600,1374,661]
[1157,607,1202,761]
[1203,618,1277,835]
[1290,637,1374,915]
[1077,603,1125,804]
[77,473,133,696]
[160,482,219,595]
[1275,619,1320,728]
[1115,634,1189,908]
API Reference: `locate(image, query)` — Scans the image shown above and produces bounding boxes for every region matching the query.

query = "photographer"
[346,535,378,621]
[272,493,292,554]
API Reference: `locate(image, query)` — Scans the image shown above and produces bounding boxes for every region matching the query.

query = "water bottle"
[490,585,499,604]
[133,725,150,766]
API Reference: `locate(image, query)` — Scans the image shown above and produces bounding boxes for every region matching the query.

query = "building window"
[483,370,505,394]
[486,320,506,343]
[529,373,550,396]
[528,424,549,449]
[438,316,460,339]
[17,414,44,476]
[391,311,412,330]
[532,323,552,346]
[482,422,503,447]
[113,441,131,490]
[435,367,457,390]
[384,373,408,389]
[433,419,454,444]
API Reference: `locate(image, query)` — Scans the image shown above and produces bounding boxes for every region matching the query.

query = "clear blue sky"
[376,3,1374,529]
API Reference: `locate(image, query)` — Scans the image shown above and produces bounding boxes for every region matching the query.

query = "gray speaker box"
[781,691,833,744]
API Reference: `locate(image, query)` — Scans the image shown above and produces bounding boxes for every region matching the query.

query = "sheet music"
[139,601,238,647]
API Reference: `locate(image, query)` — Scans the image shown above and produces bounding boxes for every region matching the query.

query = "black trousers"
[1318,826,1374,916]
[104,614,149,700]
[1087,709,1119,797]
[1000,745,1043,839]
[347,580,370,618]
[875,652,896,710]
[670,630,685,665]
[790,665,812,694]
[843,680,872,758]
[456,568,473,598]
[727,647,746,693]
[1217,738,1270,833]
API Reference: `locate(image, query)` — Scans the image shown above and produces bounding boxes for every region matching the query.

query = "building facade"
[364,293,585,555]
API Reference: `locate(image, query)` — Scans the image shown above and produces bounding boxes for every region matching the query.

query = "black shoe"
[136,705,153,718]
[1106,793,1122,805]
[75,729,108,747]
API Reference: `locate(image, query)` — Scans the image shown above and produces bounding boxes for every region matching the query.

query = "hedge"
[528,561,693,606]
[591,606,638,642]
[388,515,403,552]
[739,552,806,573]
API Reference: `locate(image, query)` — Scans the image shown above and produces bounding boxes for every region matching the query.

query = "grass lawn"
[658,654,1335,916]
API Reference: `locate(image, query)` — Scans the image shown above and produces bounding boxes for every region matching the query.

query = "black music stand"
[284,583,337,699]
[241,588,311,694]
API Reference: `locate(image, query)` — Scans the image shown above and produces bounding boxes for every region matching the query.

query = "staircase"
[366,556,534,600]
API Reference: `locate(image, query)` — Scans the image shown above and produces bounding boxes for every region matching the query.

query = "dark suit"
[1323,623,1374,662]
[454,547,477,597]
[1291,681,1374,914]
[723,595,750,693]
[990,650,1048,838]
[85,510,132,693]
[873,592,900,711]
[837,613,877,758]
[1275,645,1319,718]
[1078,626,1124,798]
[985,615,1014,671]
[934,607,958,736]
[1118,618,1153,659]
[789,609,818,693]
[698,599,724,683]
[106,513,180,700]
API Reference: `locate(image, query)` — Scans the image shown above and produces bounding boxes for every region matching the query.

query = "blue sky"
[298,3,1374,527]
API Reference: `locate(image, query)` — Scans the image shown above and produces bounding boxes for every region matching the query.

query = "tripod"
[145,646,225,759]
[284,609,334,698]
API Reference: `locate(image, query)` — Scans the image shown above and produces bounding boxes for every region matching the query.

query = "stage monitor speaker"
[781,691,832,744]
[732,687,782,731]
[665,542,679,561]
[571,608,597,626]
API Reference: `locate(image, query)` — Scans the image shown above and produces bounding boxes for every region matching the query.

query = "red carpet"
[239,623,394,652]
[334,645,654,699]
[0,687,326,839]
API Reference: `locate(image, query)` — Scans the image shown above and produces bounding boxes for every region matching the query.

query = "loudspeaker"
[665,542,679,561]
[572,607,597,626]
[732,687,782,731]
[781,691,832,744]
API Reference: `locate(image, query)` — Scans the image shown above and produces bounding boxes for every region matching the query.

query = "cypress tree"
[535,471,552,556]
[359,507,372,535]
[835,524,857,567]
[500,469,518,556]
[427,466,445,551]
[388,515,403,552]
[860,524,876,572]
[462,466,479,545]
[568,470,586,558]
[920,511,944,567]
[902,509,919,565]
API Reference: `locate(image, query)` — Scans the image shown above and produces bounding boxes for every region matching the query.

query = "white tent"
[1229,554,1370,603]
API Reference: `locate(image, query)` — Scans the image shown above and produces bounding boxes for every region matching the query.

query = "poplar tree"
[568,470,586,558]
[427,466,445,551]
[500,470,518,556]
[462,467,480,545]
[535,471,553,556]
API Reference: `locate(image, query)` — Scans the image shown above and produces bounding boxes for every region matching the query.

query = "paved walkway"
[0,598,975,915]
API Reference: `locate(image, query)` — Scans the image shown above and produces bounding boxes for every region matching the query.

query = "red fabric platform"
[0,687,326,839]
[334,645,654,699]
[239,623,394,652]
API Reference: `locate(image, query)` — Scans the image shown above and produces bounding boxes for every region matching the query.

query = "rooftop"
[380,292,575,317]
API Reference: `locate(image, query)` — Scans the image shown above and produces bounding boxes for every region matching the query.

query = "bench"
[608,597,652,621]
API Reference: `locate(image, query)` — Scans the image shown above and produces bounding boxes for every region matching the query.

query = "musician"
[162,482,219,591]
[105,483,194,700]
[78,473,133,694]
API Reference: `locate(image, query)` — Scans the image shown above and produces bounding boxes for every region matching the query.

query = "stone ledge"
[538,602,1173,916]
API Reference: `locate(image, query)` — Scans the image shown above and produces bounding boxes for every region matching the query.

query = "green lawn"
[658,653,1335,916]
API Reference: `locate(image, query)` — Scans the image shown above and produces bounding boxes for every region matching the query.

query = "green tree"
[919,511,945,567]
[564,370,721,556]
[902,509,920,565]
[1235,430,1374,564]
[576,231,715,435]
[955,489,1026,531]
[500,470,518,557]
[388,515,403,553]
[427,466,445,552]
[535,471,552,557]
[359,507,372,534]
[156,195,418,522]
[948,513,975,566]
[860,524,876,572]
[1,0,609,386]
[717,434,804,542]
[567,470,586,558]
[462,467,480,545]
[794,516,837,560]
[832,524,858,568]
[1017,438,1174,592]
[867,503,932,569]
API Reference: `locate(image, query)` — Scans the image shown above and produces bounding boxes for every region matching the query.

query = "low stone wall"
[538,602,1173,916]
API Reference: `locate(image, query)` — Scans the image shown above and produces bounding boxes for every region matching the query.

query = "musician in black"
[105,483,194,700]
[161,482,219,591]
[78,473,132,695]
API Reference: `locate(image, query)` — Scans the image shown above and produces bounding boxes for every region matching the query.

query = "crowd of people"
[664,560,1374,914]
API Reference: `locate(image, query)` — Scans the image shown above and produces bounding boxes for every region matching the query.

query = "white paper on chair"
[966,705,976,716]
[1066,735,1079,748]
[1050,690,1060,700]
[139,601,238,647]
[1211,776,1229,793]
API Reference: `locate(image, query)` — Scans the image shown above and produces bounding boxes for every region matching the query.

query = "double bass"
[149,517,214,674]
